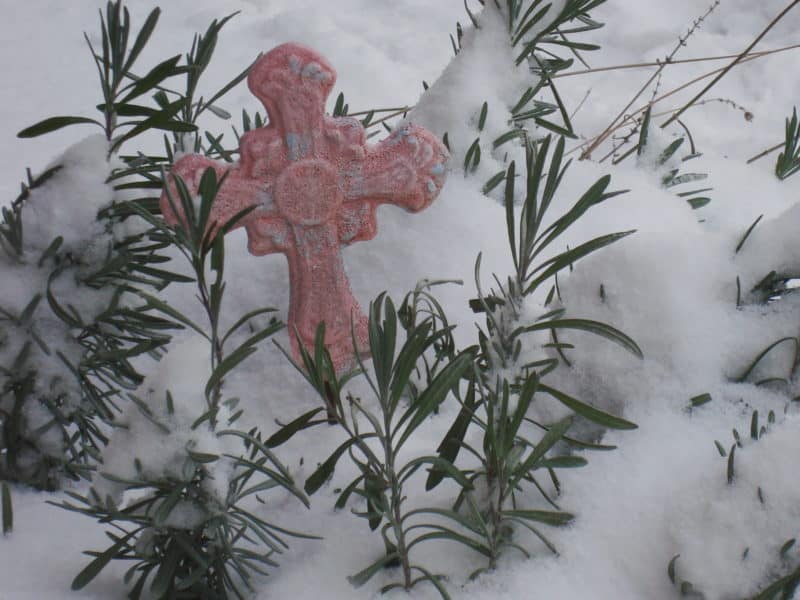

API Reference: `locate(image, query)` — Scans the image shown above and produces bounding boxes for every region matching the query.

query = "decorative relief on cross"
[160,43,449,371]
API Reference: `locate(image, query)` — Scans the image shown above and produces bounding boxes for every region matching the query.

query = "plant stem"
[747,141,784,164]
[381,391,412,588]
[575,47,795,161]
[579,0,722,159]
[661,0,800,128]
[554,45,800,79]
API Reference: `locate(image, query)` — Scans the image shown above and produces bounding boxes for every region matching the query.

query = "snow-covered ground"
[2,1,800,598]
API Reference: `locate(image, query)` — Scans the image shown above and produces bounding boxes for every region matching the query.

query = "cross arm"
[160,155,266,235]
[343,124,449,213]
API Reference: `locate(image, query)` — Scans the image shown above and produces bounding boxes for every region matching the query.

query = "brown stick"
[554,45,800,78]
[578,0,722,160]
[571,47,796,159]
[747,142,784,164]
[660,0,800,129]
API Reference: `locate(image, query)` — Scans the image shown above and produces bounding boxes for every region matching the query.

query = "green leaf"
[400,456,474,490]
[526,231,636,294]
[502,509,574,526]
[123,8,161,73]
[305,436,375,495]
[265,408,325,448]
[668,554,680,584]
[686,197,711,210]
[483,169,507,194]
[135,291,208,339]
[504,160,518,274]
[534,117,577,139]
[72,530,138,590]
[714,440,727,457]
[427,379,476,491]
[18,116,101,138]
[478,101,488,131]
[347,552,399,588]
[538,383,638,430]
[538,456,587,469]
[523,317,643,359]
[150,539,181,597]
[493,129,527,149]
[510,415,573,491]
[657,138,684,165]
[407,530,491,557]
[205,321,283,400]
[395,351,473,449]
[120,55,182,104]
[737,337,797,383]
[1,483,12,535]
[727,444,736,484]
[637,106,652,156]
[735,214,763,254]
[690,393,712,408]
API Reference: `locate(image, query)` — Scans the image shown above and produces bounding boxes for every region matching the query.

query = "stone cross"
[160,43,449,371]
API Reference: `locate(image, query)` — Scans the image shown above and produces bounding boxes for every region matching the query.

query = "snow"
[2,1,800,599]
[0,135,122,480]
[93,338,240,510]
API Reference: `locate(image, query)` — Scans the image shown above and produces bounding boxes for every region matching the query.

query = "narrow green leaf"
[502,509,574,526]
[18,116,101,138]
[668,554,680,584]
[690,393,712,408]
[72,530,138,590]
[305,436,375,495]
[120,55,181,104]
[265,408,325,448]
[401,456,473,489]
[427,379,476,491]
[735,214,763,254]
[347,553,399,588]
[523,317,643,359]
[123,8,161,73]
[538,383,638,430]
[395,351,473,449]
[1,483,12,535]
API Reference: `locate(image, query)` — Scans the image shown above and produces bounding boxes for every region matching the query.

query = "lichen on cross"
[161,42,449,371]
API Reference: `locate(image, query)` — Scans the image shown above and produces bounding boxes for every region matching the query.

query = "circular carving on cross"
[160,42,449,372]
[274,160,341,225]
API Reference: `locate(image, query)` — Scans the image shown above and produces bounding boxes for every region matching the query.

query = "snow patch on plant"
[94,337,239,508]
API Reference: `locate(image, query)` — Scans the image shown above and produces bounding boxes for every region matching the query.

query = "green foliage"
[499,135,632,303]
[775,107,800,180]
[418,132,639,576]
[454,0,608,190]
[432,374,581,576]
[285,129,638,590]
[59,423,312,599]
[1,482,11,535]
[735,336,799,387]
[18,2,193,154]
[635,106,713,210]
[1,0,256,491]
[290,296,474,598]
[133,166,283,428]
[505,0,605,66]
[59,166,311,599]
[0,159,176,489]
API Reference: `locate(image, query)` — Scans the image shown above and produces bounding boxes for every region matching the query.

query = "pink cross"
[160,43,449,371]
